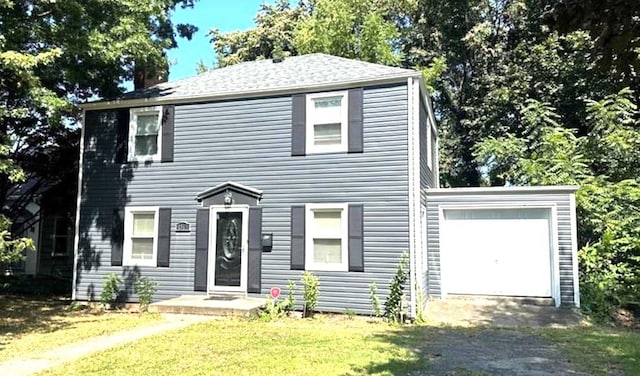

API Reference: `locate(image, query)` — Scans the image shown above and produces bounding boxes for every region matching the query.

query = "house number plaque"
[176,222,191,233]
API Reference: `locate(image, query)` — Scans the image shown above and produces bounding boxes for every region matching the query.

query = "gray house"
[73,54,580,316]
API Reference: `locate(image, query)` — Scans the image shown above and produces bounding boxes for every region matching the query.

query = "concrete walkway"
[1,314,215,376]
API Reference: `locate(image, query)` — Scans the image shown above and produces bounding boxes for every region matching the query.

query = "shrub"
[260,281,296,321]
[100,272,121,309]
[302,271,319,318]
[384,252,409,323]
[134,276,157,312]
[369,281,382,317]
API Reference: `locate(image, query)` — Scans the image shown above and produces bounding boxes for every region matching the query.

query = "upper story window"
[129,106,163,162]
[306,91,349,154]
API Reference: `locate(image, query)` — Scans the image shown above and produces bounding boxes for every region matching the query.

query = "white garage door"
[441,208,553,297]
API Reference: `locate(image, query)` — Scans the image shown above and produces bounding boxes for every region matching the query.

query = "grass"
[540,326,640,376]
[39,316,430,376]
[0,295,161,362]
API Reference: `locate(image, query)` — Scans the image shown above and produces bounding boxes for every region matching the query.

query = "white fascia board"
[426,185,579,195]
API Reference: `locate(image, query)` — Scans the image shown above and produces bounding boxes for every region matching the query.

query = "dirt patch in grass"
[0,295,161,362]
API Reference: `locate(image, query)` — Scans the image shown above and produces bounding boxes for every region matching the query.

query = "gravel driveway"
[418,328,593,376]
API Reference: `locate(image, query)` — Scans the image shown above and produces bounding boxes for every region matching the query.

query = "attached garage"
[424,186,580,307]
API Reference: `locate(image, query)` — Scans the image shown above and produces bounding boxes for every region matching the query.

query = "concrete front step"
[149,295,265,317]
[425,296,584,327]
[445,294,556,306]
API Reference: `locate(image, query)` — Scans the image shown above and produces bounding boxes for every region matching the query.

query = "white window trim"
[305,203,349,272]
[305,91,349,154]
[123,206,159,267]
[128,106,163,162]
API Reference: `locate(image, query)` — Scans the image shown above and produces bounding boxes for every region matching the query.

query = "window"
[305,203,348,271]
[306,91,348,154]
[129,107,163,161]
[51,216,73,256]
[123,207,159,267]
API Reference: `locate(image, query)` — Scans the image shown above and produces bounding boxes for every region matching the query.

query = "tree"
[0,0,198,263]
[476,89,640,319]
[209,0,310,68]
[404,0,626,187]
[208,0,403,69]
[545,0,640,99]
[294,0,400,65]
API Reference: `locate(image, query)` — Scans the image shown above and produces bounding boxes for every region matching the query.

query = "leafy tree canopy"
[0,0,198,263]
[207,0,403,69]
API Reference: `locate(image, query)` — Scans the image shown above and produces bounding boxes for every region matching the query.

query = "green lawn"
[540,327,640,376]
[39,316,429,376]
[0,295,161,362]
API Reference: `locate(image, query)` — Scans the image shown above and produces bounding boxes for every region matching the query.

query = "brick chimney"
[134,60,168,90]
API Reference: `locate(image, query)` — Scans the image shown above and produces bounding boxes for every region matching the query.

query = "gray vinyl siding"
[76,84,410,314]
[425,189,577,305]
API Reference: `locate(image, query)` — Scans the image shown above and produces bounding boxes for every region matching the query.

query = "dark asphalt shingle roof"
[118,54,419,102]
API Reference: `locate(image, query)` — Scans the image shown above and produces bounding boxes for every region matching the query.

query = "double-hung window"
[129,106,163,161]
[305,203,348,271]
[306,91,348,154]
[51,216,73,256]
[123,207,159,267]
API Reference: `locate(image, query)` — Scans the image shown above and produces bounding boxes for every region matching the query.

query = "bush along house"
[73,54,580,317]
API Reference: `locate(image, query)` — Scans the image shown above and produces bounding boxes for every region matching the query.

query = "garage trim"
[438,202,561,307]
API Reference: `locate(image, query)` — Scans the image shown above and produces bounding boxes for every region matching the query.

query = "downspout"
[407,77,418,319]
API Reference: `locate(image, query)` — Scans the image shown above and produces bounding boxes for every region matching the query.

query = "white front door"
[441,208,553,297]
[208,206,249,293]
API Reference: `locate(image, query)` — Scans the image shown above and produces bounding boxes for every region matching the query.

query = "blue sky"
[166,1,273,81]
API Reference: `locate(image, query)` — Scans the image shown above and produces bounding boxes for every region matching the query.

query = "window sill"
[305,264,349,272]
[122,261,157,268]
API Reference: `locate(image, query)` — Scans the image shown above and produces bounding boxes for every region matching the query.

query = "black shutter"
[161,105,174,162]
[111,208,124,266]
[247,207,263,293]
[348,88,364,153]
[194,209,209,292]
[348,204,364,272]
[157,208,171,267]
[291,94,306,156]
[290,206,305,270]
[115,108,129,164]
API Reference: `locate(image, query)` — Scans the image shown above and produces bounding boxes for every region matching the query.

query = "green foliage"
[294,0,400,65]
[344,308,356,319]
[301,271,319,318]
[209,0,309,68]
[478,88,640,320]
[368,281,382,317]
[134,277,157,312]
[577,179,640,320]
[260,280,297,321]
[0,0,197,263]
[286,279,296,310]
[100,273,122,309]
[384,252,409,323]
[208,0,401,69]
[0,216,34,264]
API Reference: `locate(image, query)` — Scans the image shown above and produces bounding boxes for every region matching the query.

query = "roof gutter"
[79,73,421,111]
